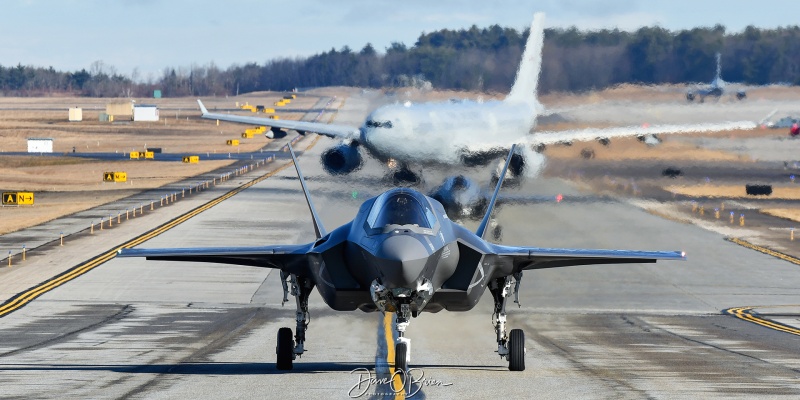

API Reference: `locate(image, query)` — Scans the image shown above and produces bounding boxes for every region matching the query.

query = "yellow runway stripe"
[724,306,800,336]
[0,153,304,318]
[726,237,800,266]
[383,312,404,399]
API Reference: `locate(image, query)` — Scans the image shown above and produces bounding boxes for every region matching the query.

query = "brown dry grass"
[0,92,327,234]
[761,208,800,223]
[666,184,800,199]
[0,95,319,154]
[2,158,234,192]
[545,135,750,162]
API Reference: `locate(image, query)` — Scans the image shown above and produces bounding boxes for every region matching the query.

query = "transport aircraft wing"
[526,120,757,146]
[197,100,360,140]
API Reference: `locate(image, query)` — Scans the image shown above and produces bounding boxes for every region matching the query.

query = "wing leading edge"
[117,244,312,273]
[490,244,685,271]
[197,99,359,140]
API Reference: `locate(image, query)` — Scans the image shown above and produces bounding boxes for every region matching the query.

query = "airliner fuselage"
[360,100,537,166]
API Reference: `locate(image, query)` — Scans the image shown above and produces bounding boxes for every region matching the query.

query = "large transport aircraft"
[196,12,755,184]
[118,144,685,373]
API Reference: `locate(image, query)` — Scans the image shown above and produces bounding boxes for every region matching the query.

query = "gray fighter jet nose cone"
[380,235,428,261]
[377,235,430,288]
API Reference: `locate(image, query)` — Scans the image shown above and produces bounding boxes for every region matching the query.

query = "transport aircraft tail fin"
[476,144,516,239]
[288,144,327,239]
[197,99,209,115]
[505,13,545,112]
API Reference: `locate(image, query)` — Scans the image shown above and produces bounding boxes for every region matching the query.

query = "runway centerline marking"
[726,237,800,266]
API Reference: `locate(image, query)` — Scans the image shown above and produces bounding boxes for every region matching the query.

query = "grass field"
[0,92,320,234]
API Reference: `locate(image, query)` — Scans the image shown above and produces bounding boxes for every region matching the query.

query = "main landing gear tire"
[508,329,525,371]
[395,342,408,374]
[276,327,294,370]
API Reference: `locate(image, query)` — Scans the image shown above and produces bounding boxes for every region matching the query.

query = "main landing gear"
[490,273,526,371]
[385,160,422,186]
[276,272,313,370]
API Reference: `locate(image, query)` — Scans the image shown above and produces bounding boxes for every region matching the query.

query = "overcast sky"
[3,0,798,81]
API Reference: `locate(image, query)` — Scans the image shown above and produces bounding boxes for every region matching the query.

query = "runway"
[2,90,800,398]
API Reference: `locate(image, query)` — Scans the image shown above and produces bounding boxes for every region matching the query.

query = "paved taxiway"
[2,91,800,398]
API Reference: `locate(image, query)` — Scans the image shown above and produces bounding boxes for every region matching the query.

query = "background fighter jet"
[195,13,755,185]
[118,144,685,373]
[686,52,747,102]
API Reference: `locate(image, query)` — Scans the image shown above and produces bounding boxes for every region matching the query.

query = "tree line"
[2,23,800,97]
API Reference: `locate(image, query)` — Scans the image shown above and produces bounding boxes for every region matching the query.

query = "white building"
[68,107,82,121]
[27,138,53,153]
[133,105,159,122]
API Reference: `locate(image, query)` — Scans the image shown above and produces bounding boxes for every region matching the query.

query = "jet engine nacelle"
[321,143,363,175]
[266,127,288,139]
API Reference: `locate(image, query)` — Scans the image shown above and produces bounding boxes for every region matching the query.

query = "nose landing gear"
[394,303,412,374]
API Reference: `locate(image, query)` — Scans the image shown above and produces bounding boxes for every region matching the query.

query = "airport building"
[68,107,82,122]
[27,138,53,153]
[133,105,159,121]
[106,101,134,121]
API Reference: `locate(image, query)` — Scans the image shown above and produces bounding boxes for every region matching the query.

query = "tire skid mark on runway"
[0,304,132,358]
[523,317,655,398]
[726,237,800,266]
[0,139,319,319]
[724,306,800,336]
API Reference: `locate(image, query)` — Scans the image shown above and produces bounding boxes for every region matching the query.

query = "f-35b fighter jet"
[118,144,685,372]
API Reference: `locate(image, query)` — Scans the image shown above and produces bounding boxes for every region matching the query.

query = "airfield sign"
[103,172,127,182]
[2,192,34,206]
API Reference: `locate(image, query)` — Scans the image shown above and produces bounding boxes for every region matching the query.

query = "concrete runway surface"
[2,90,800,399]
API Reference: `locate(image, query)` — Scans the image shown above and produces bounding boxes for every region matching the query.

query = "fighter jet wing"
[491,244,685,271]
[525,120,757,146]
[117,243,312,271]
[197,100,360,140]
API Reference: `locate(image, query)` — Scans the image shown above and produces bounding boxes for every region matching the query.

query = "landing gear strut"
[276,272,312,370]
[490,273,525,371]
[395,303,411,374]
[370,279,433,377]
[388,162,421,186]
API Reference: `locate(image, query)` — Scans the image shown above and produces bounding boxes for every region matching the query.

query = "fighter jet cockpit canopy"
[366,189,438,233]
